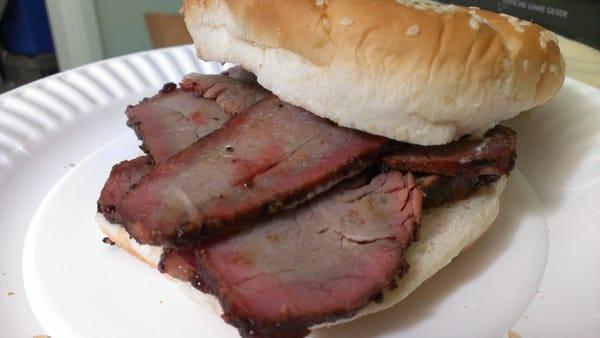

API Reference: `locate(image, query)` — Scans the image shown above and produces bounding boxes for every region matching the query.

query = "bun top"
[184,0,565,145]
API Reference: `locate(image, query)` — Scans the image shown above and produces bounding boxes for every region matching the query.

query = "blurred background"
[0,0,598,93]
[0,0,189,92]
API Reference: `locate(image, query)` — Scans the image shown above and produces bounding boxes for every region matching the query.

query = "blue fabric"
[0,0,55,55]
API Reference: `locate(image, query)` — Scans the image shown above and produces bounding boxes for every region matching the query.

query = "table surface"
[558,35,600,88]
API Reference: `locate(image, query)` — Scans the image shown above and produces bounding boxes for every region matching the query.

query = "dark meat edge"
[418,174,501,209]
[381,125,517,177]
[97,156,153,224]
[160,173,420,338]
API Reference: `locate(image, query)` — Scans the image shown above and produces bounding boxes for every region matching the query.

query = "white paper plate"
[0,45,597,338]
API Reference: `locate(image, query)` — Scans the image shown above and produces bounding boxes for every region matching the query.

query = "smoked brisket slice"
[115,97,387,245]
[417,174,501,209]
[126,70,270,164]
[159,172,422,338]
[126,87,230,164]
[381,125,516,176]
[100,70,272,232]
[97,156,152,224]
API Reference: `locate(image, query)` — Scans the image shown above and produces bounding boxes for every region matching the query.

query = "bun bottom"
[97,176,507,329]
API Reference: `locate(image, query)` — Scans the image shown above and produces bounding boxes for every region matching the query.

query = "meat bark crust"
[97,156,153,224]
[116,97,387,245]
[126,71,270,164]
[160,172,422,338]
[381,125,517,176]
[418,174,501,209]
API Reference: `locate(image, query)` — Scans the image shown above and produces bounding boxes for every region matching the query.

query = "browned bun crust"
[183,0,564,145]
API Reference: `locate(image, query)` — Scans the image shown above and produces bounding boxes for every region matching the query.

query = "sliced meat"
[127,87,230,164]
[127,71,270,164]
[160,172,422,338]
[102,71,268,225]
[417,174,500,209]
[220,66,258,82]
[115,97,388,245]
[181,72,270,115]
[381,125,516,176]
[158,246,197,282]
[97,156,152,224]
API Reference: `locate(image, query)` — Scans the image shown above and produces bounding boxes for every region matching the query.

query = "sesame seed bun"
[182,0,565,145]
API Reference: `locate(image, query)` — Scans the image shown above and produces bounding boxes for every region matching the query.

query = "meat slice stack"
[381,126,516,208]
[114,96,387,245]
[161,172,421,337]
[98,69,516,338]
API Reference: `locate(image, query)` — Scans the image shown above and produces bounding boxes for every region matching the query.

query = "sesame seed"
[339,17,354,26]
[322,17,330,29]
[405,24,420,36]
[468,6,480,10]
[549,64,558,74]
[520,20,532,26]
[469,18,480,30]
[514,24,525,33]
[522,59,529,73]
[315,0,325,6]
[541,62,547,74]
[540,36,548,49]
[395,1,459,14]
[500,13,518,22]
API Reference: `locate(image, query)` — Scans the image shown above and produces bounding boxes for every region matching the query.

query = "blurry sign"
[437,0,599,49]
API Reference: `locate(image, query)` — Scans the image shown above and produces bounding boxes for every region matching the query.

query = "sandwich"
[96,1,565,337]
